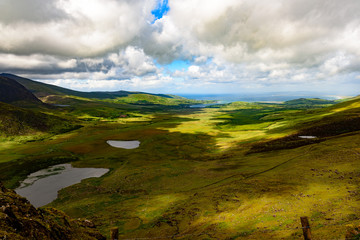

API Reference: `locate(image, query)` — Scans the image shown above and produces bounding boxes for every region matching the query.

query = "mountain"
[0,73,173,100]
[0,76,42,104]
[0,182,105,240]
[0,75,82,136]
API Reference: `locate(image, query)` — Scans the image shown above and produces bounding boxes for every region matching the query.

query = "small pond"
[298,136,317,139]
[15,164,109,208]
[107,140,140,149]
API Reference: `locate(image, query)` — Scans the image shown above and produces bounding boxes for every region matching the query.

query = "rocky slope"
[0,182,105,240]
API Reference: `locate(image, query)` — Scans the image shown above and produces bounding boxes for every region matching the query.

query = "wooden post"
[110,227,119,240]
[300,216,312,240]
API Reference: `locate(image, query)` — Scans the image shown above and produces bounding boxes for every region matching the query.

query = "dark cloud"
[0,0,67,24]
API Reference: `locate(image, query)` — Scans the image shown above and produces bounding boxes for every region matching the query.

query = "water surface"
[15,164,109,208]
[298,136,317,139]
[107,140,140,149]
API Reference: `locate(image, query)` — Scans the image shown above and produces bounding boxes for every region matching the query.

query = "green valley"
[1,75,360,239]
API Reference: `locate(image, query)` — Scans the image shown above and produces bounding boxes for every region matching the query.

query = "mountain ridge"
[0,76,42,105]
[0,73,174,100]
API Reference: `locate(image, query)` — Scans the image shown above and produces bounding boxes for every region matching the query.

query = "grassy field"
[1,94,360,239]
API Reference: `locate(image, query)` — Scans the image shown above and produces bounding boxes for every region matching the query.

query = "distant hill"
[0,102,80,136]
[285,97,334,104]
[0,73,174,100]
[250,96,360,153]
[0,76,42,104]
[284,98,336,108]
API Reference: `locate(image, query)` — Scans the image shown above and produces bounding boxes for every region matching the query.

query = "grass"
[1,94,360,239]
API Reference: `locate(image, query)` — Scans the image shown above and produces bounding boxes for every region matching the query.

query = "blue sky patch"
[165,60,191,72]
[151,0,170,22]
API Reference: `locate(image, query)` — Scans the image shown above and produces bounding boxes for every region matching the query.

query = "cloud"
[149,0,360,93]
[0,0,67,24]
[0,0,156,57]
[0,0,359,94]
[0,45,158,78]
[108,46,158,77]
[0,54,75,70]
[39,73,173,92]
[163,0,360,66]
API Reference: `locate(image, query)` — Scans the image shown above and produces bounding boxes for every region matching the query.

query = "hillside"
[283,97,336,108]
[284,97,336,105]
[0,76,42,104]
[0,182,104,240]
[0,102,80,136]
[249,96,360,152]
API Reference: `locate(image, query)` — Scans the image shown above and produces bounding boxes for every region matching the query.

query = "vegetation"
[283,97,337,108]
[0,102,81,136]
[1,75,360,239]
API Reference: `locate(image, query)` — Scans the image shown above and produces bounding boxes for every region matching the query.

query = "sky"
[0,0,359,95]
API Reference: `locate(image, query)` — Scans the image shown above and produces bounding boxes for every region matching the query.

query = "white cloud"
[320,52,353,76]
[43,78,123,91]
[109,46,158,76]
[40,73,173,92]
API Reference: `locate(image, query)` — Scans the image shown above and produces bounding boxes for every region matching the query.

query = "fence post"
[110,227,119,240]
[300,216,312,240]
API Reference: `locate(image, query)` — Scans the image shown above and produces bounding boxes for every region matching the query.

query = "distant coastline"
[178,93,350,103]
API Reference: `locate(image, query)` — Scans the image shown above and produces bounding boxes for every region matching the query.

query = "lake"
[15,164,109,208]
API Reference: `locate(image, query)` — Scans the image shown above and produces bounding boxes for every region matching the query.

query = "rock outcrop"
[0,182,105,240]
